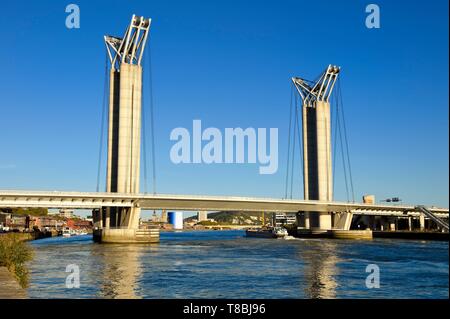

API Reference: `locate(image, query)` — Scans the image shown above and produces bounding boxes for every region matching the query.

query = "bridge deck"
[0,190,448,217]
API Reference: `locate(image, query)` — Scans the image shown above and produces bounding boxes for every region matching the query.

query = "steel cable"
[96,53,109,192]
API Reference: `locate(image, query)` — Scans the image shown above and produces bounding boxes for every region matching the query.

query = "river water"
[27,230,448,299]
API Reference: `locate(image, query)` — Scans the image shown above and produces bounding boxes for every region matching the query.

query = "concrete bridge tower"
[93,15,158,243]
[292,65,340,233]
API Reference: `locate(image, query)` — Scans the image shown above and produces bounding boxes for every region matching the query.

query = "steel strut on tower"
[291,65,340,106]
[104,15,151,70]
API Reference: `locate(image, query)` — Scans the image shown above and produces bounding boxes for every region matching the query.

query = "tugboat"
[273,227,289,238]
[62,227,71,237]
[245,212,289,238]
[245,226,288,238]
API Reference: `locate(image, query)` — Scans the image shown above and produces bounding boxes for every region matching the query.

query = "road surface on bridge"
[0,190,448,217]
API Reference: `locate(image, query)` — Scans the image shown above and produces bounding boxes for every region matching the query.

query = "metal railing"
[415,205,449,231]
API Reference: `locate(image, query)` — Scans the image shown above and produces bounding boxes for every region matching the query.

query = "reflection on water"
[302,241,339,298]
[93,244,144,299]
[27,231,449,299]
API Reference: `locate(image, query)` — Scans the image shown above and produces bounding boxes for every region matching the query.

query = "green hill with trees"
[185,211,274,225]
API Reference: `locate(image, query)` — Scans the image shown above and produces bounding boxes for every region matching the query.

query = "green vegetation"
[186,211,274,225]
[0,207,48,216]
[197,220,218,226]
[0,234,33,288]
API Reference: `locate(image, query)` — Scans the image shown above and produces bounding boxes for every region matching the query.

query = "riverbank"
[0,233,33,289]
[0,229,59,242]
[0,266,27,298]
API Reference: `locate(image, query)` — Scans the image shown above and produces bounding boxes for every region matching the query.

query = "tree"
[0,208,48,216]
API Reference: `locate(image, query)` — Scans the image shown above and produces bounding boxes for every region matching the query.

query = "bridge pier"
[93,206,159,243]
[93,227,159,244]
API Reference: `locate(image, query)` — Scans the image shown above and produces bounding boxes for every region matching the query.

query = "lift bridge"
[0,15,448,243]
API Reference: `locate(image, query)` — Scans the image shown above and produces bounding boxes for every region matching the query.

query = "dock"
[373,231,449,241]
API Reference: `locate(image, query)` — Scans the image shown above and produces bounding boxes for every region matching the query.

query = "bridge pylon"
[93,15,159,243]
[292,65,349,233]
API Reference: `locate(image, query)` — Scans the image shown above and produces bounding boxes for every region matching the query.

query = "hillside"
[185,211,274,225]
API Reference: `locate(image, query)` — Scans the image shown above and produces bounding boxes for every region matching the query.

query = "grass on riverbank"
[0,234,33,288]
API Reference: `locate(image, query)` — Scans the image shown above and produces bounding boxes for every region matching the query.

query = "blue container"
[167,211,183,229]
[168,212,175,225]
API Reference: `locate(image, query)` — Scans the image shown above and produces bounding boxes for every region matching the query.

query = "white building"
[197,211,208,222]
[59,209,74,219]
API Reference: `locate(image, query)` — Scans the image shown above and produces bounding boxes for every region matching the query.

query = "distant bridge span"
[0,190,448,218]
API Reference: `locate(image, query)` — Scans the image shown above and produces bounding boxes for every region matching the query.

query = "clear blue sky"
[0,0,448,212]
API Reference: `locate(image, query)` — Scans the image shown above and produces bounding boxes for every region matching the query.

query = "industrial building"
[272,213,297,227]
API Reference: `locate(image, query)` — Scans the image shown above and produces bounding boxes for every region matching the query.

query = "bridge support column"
[92,209,103,229]
[318,212,332,230]
[105,208,110,229]
[304,212,310,229]
[299,100,333,233]
[389,219,396,231]
[296,212,311,229]
[419,214,425,231]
